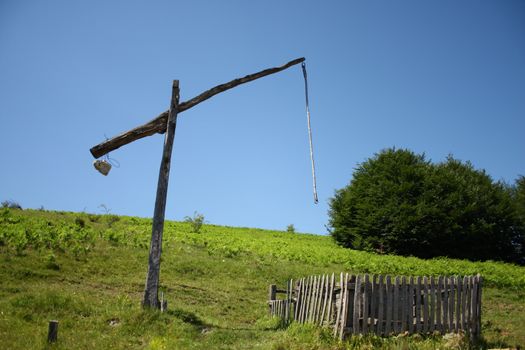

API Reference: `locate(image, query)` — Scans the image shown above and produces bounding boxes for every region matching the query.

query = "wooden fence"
[268,274,482,339]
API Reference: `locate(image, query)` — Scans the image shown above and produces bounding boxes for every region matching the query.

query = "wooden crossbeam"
[90,57,305,159]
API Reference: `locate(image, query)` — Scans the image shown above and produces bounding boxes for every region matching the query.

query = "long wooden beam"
[90,57,305,158]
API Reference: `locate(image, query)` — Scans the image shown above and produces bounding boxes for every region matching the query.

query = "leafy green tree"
[328,148,523,263]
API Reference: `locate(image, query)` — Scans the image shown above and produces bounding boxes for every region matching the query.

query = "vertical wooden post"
[269,284,277,301]
[142,80,180,309]
[47,320,58,343]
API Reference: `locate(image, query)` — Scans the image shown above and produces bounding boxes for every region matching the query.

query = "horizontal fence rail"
[268,274,482,339]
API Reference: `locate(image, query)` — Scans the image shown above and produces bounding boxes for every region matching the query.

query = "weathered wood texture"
[142,81,180,309]
[269,273,482,340]
[90,57,305,159]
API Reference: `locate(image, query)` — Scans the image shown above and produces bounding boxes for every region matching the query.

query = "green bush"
[184,212,206,233]
[328,148,524,263]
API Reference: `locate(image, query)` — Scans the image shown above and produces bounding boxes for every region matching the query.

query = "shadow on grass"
[167,308,207,330]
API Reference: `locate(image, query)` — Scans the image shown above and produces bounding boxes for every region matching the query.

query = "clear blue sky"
[1,0,524,234]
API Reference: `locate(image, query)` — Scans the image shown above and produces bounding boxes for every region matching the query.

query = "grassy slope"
[0,209,524,349]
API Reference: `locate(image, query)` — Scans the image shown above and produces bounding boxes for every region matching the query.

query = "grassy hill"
[1,208,524,349]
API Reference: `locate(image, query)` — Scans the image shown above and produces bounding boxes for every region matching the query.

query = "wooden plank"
[392,276,399,334]
[408,276,415,334]
[448,277,455,332]
[471,275,477,336]
[400,276,407,333]
[455,277,461,332]
[475,275,483,338]
[442,276,449,332]
[369,275,377,334]
[362,274,369,334]
[310,275,318,323]
[334,273,344,337]
[142,80,180,309]
[377,275,385,336]
[423,276,429,334]
[466,276,472,334]
[340,273,350,339]
[89,58,306,159]
[294,279,301,320]
[352,274,362,335]
[317,275,326,324]
[299,278,306,322]
[415,276,422,333]
[305,276,313,322]
[313,275,320,323]
[288,279,294,323]
[436,276,443,333]
[370,275,377,332]
[312,275,321,324]
[327,273,335,325]
[429,276,436,333]
[385,276,392,335]
[314,275,321,323]
[300,277,309,323]
[314,275,321,324]
[320,274,328,325]
[461,276,467,332]
[296,279,302,321]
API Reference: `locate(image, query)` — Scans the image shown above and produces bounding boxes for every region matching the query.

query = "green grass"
[0,208,524,349]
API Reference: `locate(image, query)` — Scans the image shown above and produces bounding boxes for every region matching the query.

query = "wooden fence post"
[47,320,58,343]
[142,80,180,309]
[269,284,277,301]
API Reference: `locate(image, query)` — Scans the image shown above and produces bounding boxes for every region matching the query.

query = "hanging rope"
[93,135,120,175]
[301,61,318,204]
[103,134,120,168]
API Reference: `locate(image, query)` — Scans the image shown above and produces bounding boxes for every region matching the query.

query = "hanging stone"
[93,159,111,176]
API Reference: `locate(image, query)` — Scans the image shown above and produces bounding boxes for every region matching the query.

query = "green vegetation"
[1,208,524,349]
[328,148,524,263]
[184,211,206,233]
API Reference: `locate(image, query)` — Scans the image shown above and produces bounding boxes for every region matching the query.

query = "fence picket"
[370,275,377,333]
[400,277,407,333]
[376,275,384,336]
[429,276,436,332]
[414,276,421,333]
[327,273,335,325]
[319,274,326,324]
[436,276,443,333]
[461,276,467,331]
[467,276,473,333]
[407,277,414,334]
[303,276,311,322]
[422,276,429,333]
[316,275,323,323]
[352,274,362,335]
[312,275,318,323]
[320,275,328,325]
[454,276,462,333]
[385,276,392,335]
[448,277,456,332]
[339,273,349,339]
[362,274,369,333]
[333,273,343,337]
[392,276,399,333]
[475,275,482,338]
[442,277,449,332]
